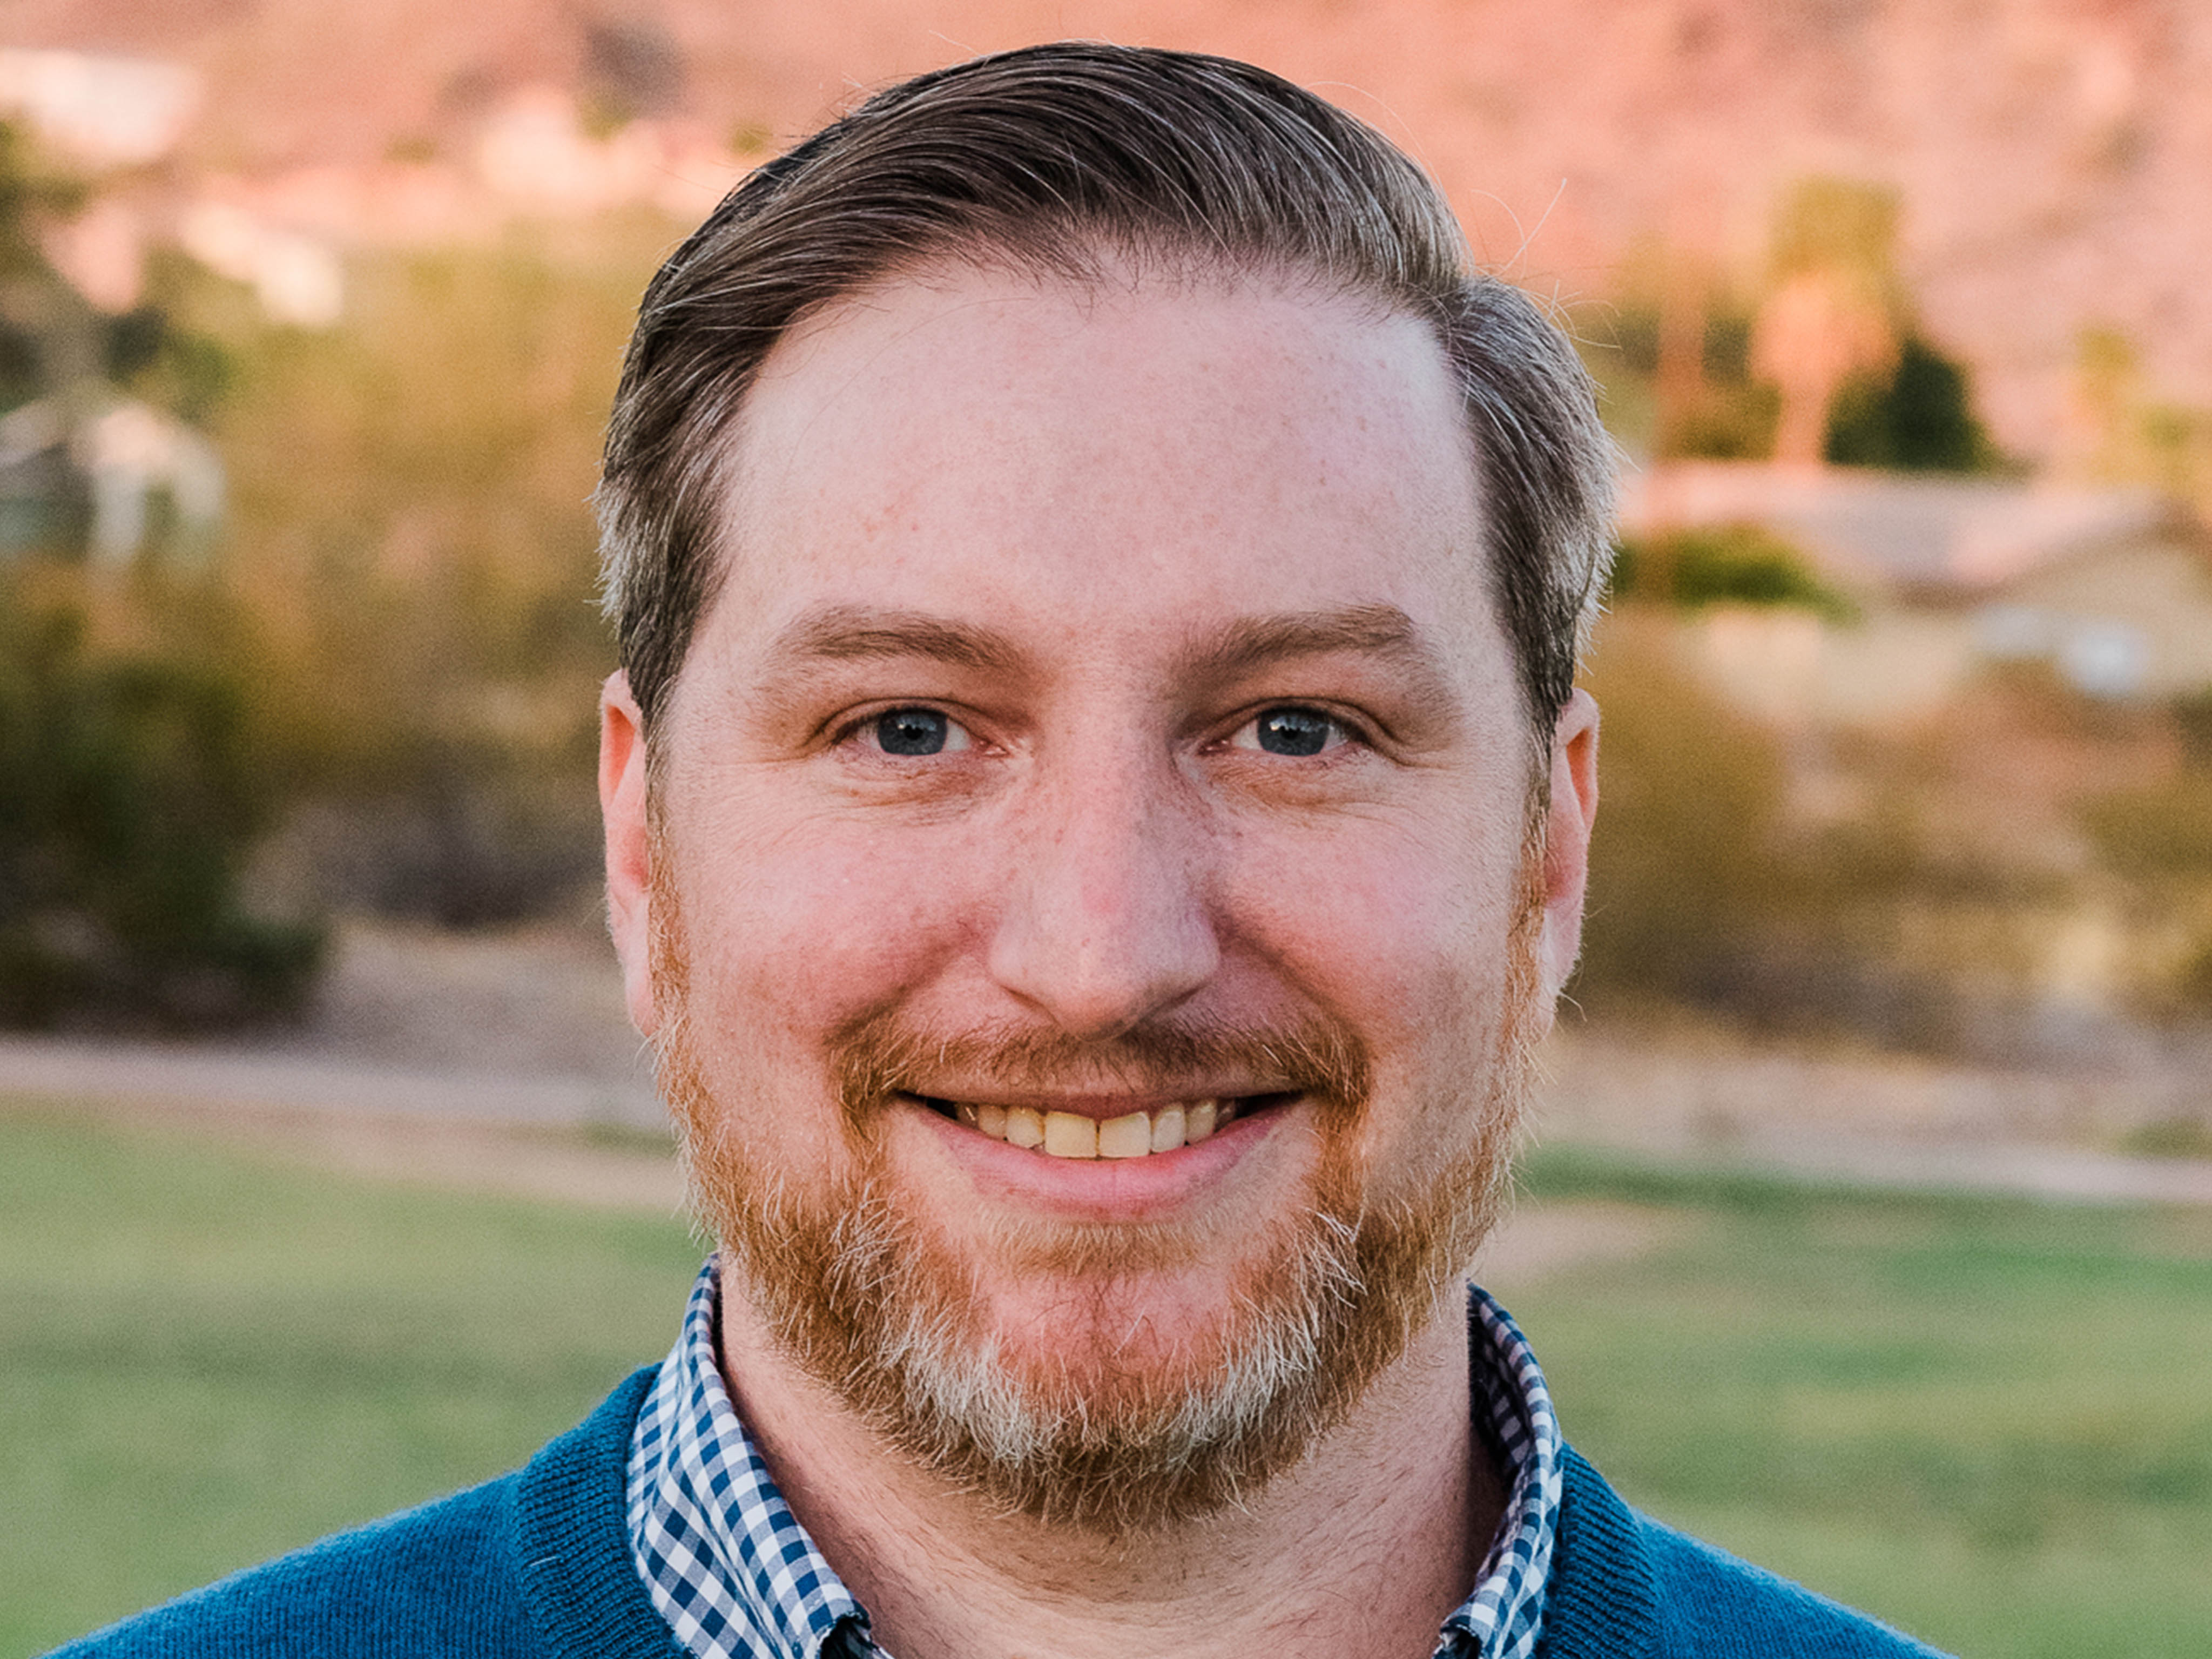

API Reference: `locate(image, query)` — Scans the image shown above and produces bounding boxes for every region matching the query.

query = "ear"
[600,670,658,1036]
[1534,687,1600,1019]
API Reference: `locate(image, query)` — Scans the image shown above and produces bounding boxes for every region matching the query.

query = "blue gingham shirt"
[627,1259,1563,1659]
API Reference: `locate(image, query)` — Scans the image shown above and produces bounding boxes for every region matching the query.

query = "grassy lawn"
[5,1108,2209,1656]
[1508,1150,2212,1658]
[0,1107,702,1657]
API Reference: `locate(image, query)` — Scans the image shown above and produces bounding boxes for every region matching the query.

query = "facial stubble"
[650,845,1547,1537]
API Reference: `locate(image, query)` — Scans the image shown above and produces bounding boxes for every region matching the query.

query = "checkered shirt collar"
[1442,1287,1564,1659]
[626,1262,867,1659]
[627,1258,1564,1659]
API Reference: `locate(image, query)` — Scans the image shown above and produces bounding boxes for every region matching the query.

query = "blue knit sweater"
[50,1367,1945,1658]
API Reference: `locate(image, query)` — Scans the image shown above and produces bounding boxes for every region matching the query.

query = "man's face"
[602,259,1597,1528]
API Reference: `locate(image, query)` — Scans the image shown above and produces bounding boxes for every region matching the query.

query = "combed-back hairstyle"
[597,42,1614,747]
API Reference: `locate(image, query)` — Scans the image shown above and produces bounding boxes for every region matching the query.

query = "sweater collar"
[1530,1447,1663,1659]
[514,1366,692,1659]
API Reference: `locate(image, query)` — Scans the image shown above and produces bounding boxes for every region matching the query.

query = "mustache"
[828,1007,1374,1124]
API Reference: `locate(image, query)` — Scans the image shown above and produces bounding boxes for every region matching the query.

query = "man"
[57,43,1944,1659]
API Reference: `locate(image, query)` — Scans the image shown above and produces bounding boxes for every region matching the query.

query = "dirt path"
[0,918,663,1128]
[1536,1021,2212,1205]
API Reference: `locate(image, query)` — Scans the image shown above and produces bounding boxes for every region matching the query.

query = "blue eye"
[871,708,962,756]
[1246,706,1337,756]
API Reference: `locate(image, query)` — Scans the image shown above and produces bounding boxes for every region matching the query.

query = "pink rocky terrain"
[3,0,2207,463]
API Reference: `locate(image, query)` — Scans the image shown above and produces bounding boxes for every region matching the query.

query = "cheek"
[1219,815,1527,1159]
[1224,810,1521,1017]
[662,798,984,1061]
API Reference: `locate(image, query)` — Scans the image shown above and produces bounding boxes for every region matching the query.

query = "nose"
[986,763,1220,1041]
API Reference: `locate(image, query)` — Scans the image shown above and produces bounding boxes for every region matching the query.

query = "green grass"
[0,1109,702,1657]
[6,1114,2210,1657]
[1510,1149,2212,1657]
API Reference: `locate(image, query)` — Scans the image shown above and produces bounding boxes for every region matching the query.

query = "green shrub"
[0,584,323,1028]
[1609,524,1856,620]
[1572,616,1965,1043]
[1668,380,1783,462]
[1574,617,1797,999]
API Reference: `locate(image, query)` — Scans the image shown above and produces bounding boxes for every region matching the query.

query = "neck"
[717,1278,1501,1659]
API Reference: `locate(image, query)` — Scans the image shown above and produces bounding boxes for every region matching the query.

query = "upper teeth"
[949,1098,1233,1158]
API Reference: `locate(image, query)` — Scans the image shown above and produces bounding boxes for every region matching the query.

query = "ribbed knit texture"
[49,1371,1948,1658]
[1537,1447,1664,1658]
[512,1368,689,1659]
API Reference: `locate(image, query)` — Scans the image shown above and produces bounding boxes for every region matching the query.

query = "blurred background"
[1,3,2207,1655]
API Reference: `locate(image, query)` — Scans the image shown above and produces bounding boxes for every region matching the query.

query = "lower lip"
[906,1095,1291,1218]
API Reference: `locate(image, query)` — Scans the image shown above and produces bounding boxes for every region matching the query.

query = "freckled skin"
[599,261,1600,1659]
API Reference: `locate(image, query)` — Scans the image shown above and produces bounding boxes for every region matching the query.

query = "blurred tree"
[172,229,651,925]
[0,120,92,399]
[1587,242,1778,462]
[1743,178,2002,475]
[1765,177,1903,299]
[0,124,324,1027]
[0,123,237,567]
[2067,326,2212,512]
[0,579,323,1029]
[0,120,100,560]
[1752,179,1903,467]
[1824,334,1992,471]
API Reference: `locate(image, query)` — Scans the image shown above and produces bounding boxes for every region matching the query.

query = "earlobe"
[1535,689,1600,1010]
[599,671,659,1036]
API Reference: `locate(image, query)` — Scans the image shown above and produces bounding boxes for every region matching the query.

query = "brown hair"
[597,42,1615,745]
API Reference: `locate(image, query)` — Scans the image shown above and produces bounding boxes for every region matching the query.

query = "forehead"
[697,259,1496,676]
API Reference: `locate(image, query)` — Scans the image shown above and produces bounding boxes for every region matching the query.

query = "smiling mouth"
[913,1095,1286,1159]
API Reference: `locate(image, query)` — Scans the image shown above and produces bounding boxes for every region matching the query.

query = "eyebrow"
[763,605,1030,676]
[1181,603,1445,685]
[758,599,1456,707]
